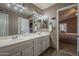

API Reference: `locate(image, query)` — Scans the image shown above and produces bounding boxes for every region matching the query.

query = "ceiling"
[0,3,33,17]
[33,3,56,10]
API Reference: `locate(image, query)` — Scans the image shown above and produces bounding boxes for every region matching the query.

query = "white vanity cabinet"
[0,43,21,56]
[41,35,50,52]
[34,35,50,56]
[46,35,50,49]
[34,38,42,56]
[22,47,33,56]
[41,36,48,52]
[0,34,50,56]
[21,40,33,56]
[0,40,34,56]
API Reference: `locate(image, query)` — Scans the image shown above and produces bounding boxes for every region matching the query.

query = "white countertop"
[0,32,50,48]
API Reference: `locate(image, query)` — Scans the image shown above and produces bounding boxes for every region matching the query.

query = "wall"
[60,17,77,33]
[9,12,19,35]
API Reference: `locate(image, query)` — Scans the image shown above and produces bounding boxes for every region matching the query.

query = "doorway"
[57,4,77,55]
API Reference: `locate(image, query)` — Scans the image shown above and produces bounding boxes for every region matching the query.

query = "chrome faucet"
[12,36,18,40]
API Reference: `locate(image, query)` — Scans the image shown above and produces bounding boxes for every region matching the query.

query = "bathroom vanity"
[0,32,50,56]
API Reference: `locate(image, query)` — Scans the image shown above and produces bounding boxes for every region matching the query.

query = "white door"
[0,13,9,36]
[18,17,29,34]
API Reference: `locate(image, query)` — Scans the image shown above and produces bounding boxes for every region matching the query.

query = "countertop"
[0,32,50,48]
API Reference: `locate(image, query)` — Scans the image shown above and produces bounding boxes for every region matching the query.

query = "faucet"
[12,36,18,40]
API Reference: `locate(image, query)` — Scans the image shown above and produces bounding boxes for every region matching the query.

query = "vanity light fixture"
[7,3,25,12]
[33,11,48,21]
[14,6,18,10]
[12,3,25,9]
[23,7,25,10]
[20,9,23,12]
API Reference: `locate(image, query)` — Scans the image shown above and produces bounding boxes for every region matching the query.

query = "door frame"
[57,4,77,51]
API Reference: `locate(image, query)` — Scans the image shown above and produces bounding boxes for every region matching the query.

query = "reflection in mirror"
[0,13,9,36]
[18,17,29,35]
[32,11,49,32]
[0,4,52,36]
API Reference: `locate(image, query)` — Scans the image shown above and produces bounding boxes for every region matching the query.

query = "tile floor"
[40,48,72,56]
[40,41,77,56]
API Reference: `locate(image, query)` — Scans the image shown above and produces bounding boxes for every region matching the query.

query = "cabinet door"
[22,47,33,56]
[0,43,21,56]
[41,36,47,52]
[21,40,34,56]
[46,35,50,49]
[34,38,42,56]
[10,52,21,56]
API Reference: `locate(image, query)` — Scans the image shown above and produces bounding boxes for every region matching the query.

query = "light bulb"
[20,9,23,12]
[14,6,18,10]
[7,4,10,7]
[23,7,25,9]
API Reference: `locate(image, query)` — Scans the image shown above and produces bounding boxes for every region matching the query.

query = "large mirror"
[0,3,50,36]
[0,12,50,36]
[0,12,30,36]
[0,3,31,36]
[32,11,49,32]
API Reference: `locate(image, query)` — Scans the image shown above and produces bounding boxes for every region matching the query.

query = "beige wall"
[9,12,19,35]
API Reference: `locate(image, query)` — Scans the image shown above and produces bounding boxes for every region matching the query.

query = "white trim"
[57,4,77,51]
[57,9,59,51]
[77,4,79,56]
[18,17,21,35]
[6,14,9,35]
